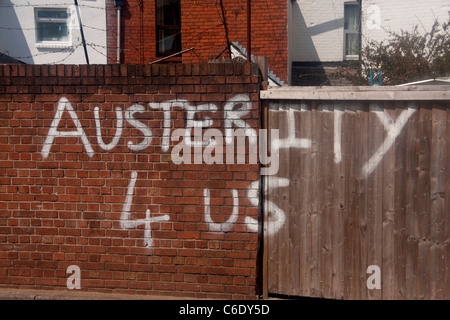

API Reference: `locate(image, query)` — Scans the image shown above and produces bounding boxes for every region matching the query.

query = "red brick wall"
[107,0,288,83]
[107,0,157,65]
[0,63,262,299]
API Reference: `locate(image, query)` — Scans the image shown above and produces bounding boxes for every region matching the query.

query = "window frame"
[343,1,361,61]
[35,7,72,49]
[155,0,182,57]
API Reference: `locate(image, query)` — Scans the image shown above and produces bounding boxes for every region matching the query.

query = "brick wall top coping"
[0,63,260,79]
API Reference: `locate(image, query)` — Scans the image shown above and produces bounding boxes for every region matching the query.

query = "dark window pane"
[345,33,359,56]
[156,0,181,27]
[37,22,69,42]
[158,29,181,53]
[344,3,360,58]
[37,10,68,20]
[156,0,181,56]
[344,4,359,31]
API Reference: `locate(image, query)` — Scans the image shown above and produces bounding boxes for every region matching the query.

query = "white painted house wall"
[361,0,450,43]
[290,0,450,63]
[0,0,107,64]
[290,0,346,62]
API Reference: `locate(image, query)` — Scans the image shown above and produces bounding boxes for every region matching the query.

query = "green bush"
[349,14,450,85]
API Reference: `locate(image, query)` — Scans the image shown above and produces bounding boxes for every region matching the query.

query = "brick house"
[106,0,288,85]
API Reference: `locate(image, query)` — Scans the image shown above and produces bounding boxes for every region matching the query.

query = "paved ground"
[0,288,192,300]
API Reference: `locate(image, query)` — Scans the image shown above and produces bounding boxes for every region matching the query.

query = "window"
[344,2,360,60]
[35,8,70,46]
[156,0,181,56]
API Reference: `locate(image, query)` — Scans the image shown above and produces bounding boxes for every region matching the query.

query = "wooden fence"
[260,87,449,299]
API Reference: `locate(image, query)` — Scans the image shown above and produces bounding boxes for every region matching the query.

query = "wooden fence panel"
[265,99,449,300]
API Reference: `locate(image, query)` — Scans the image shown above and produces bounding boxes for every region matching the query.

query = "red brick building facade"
[106,0,288,84]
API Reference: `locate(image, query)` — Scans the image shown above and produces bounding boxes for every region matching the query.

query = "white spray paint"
[271,108,311,150]
[245,177,290,236]
[249,108,306,235]
[333,107,344,164]
[94,106,123,151]
[124,104,153,151]
[224,94,257,145]
[362,106,416,176]
[184,103,218,148]
[244,216,259,233]
[183,102,218,164]
[40,95,267,244]
[150,97,254,153]
[149,100,187,152]
[258,129,279,176]
[42,95,256,158]
[204,188,239,232]
[41,97,94,159]
[245,180,261,233]
[121,171,170,247]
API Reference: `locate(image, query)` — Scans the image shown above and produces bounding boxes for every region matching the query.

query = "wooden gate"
[261,88,449,299]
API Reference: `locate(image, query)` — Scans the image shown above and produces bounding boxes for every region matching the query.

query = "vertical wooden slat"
[280,108,290,294]
[352,104,362,299]
[310,101,320,297]
[344,103,358,299]
[357,103,369,300]
[317,103,325,297]
[274,107,284,295]
[382,102,396,300]
[296,104,306,296]
[331,104,345,299]
[367,102,384,300]
[310,102,319,297]
[286,109,301,295]
[394,104,407,299]
[272,107,280,294]
[295,104,307,296]
[320,103,334,298]
[262,99,269,299]
[267,108,279,294]
[299,102,312,297]
[348,103,361,299]
[430,102,446,299]
[405,103,419,299]
[445,103,450,300]
[342,104,351,299]
[418,105,432,299]
[276,108,285,294]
